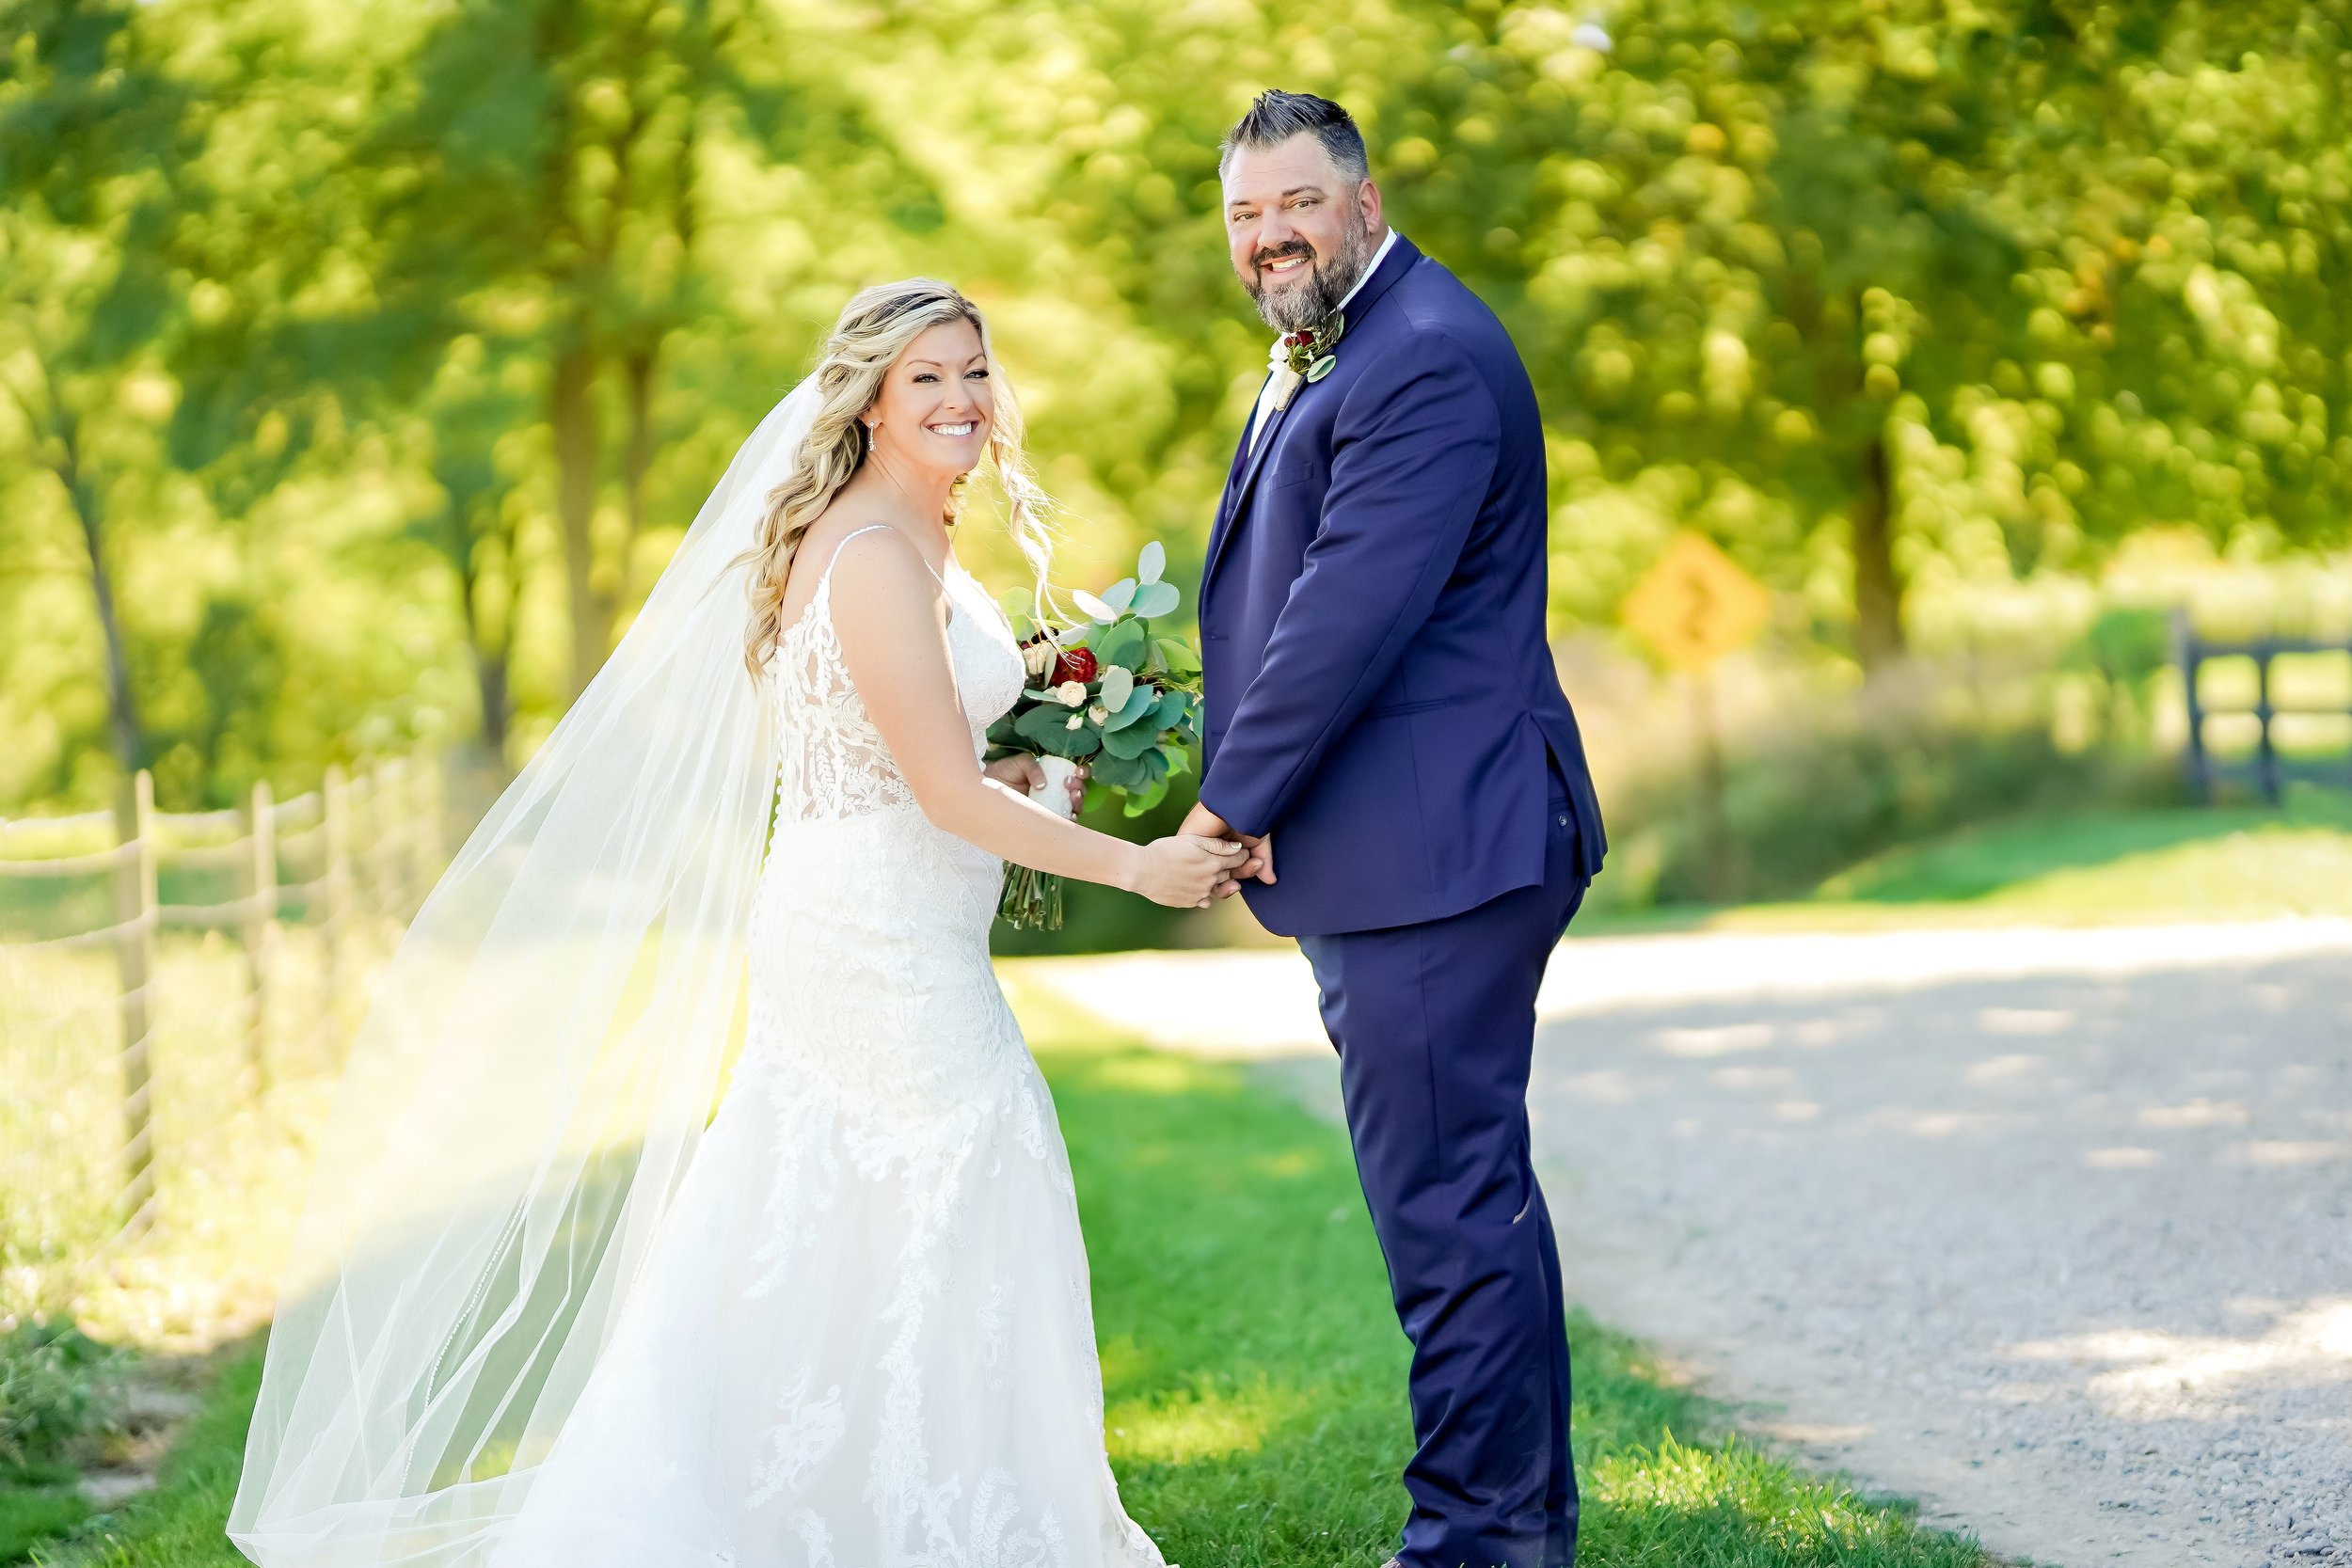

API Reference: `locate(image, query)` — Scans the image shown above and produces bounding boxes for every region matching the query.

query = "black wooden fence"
[2174,610,2352,803]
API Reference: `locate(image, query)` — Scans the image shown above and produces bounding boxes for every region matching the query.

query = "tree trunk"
[475,652,511,759]
[551,334,601,699]
[1851,431,1905,673]
[57,407,146,777]
[597,339,659,643]
[452,521,513,761]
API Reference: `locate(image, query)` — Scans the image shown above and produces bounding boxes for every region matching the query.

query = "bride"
[228,280,1242,1568]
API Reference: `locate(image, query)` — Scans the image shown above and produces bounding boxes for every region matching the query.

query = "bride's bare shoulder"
[780,502,921,613]
[807,516,914,578]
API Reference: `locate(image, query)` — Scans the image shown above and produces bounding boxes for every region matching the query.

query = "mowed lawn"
[26,989,1988,1568]
[1588,793,2352,935]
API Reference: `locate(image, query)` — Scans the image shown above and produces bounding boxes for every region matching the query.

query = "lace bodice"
[763,526,1027,824]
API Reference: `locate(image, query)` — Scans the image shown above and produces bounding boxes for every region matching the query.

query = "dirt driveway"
[1014,920,2352,1568]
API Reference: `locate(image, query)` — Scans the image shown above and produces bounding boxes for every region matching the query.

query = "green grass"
[24,1349,261,1568]
[20,990,1988,1568]
[1580,792,2352,935]
[1,1465,89,1565]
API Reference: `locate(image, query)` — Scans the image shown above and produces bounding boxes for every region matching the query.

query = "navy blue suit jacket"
[1197,235,1606,938]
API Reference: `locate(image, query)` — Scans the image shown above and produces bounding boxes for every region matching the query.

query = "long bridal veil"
[229,381,819,1568]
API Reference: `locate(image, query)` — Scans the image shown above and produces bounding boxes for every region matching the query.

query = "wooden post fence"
[410,745,441,910]
[112,769,159,1233]
[242,778,279,1093]
[1,750,450,1257]
[2173,610,2352,804]
[322,763,352,1019]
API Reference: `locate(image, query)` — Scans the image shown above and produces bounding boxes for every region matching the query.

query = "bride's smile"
[873,325,995,473]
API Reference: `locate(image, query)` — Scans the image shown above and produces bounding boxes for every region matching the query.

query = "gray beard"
[1248,221,1375,333]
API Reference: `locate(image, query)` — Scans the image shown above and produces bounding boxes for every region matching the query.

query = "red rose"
[1051,647,1098,686]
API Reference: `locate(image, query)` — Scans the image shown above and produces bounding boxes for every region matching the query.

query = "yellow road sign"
[1620,531,1771,671]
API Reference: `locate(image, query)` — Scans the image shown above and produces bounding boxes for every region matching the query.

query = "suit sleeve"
[1198,329,1500,839]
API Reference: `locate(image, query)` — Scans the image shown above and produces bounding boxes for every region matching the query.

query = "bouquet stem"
[999,753,1080,929]
[998,865,1065,929]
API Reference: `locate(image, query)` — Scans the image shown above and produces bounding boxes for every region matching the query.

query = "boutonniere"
[1265,310,1344,415]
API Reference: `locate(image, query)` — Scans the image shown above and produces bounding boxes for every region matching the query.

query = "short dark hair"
[1220,90,1370,184]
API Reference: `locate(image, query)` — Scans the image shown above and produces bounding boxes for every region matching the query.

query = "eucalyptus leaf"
[1101,720,1159,760]
[1104,684,1157,731]
[1097,664,1135,712]
[1013,705,1069,746]
[1136,541,1165,584]
[1103,578,1136,613]
[1013,705,1099,759]
[1096,619,1147,671]
[1152,637,1200,674]
[996,587,1031,619]
[1072,588,1118,623]
[1129,580,1180,620]
[1089,751,1147,790]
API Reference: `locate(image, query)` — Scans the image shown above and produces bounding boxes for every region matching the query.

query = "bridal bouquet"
[989,541,1202,929]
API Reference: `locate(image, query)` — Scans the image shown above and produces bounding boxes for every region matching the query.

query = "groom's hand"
[1180,801,1274,892]
[1239,832,1273,886]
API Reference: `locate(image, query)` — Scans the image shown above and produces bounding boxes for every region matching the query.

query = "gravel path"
[1012,922,2352,1568]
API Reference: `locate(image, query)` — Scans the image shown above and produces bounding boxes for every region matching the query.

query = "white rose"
[1022,641,1057,679]
[1065,714,1083,730]
[1057,681,1088,707]
[1089,704,1109,724]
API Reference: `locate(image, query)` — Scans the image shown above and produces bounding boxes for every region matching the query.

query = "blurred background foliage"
[4,0,2350,930]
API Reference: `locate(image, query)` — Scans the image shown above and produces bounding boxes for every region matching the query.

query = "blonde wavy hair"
[739,278,1054,676]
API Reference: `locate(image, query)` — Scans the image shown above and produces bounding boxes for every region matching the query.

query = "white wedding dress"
[482,527,1169,1568]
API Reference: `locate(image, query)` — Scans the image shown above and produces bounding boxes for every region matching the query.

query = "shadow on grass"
[1030,992,1989,1568]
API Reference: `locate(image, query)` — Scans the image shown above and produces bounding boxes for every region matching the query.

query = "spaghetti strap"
[818,523,947,592]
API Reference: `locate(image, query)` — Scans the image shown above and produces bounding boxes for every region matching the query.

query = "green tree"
[1374,2,2042,671]
[374,0,887,699]
[403,338,534,759]
[2004,4,2352,561]
[0,0,200,786]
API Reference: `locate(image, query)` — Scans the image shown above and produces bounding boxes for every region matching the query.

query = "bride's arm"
[829,531,1244,908]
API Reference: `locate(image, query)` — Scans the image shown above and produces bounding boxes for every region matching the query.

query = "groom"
[1180,91,1607,1568]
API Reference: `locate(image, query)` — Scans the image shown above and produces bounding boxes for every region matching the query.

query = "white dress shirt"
[1248,227,1400,451]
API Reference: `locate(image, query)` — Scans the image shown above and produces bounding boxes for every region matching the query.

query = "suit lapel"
[1225,380,1294,519]
[1202,236,1424,599]
[1211,374,1265,531]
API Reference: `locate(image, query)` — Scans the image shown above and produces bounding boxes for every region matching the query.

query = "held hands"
[981,752,1236,908]
[1177,801,1274,896]
[1131,835,1250,909]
